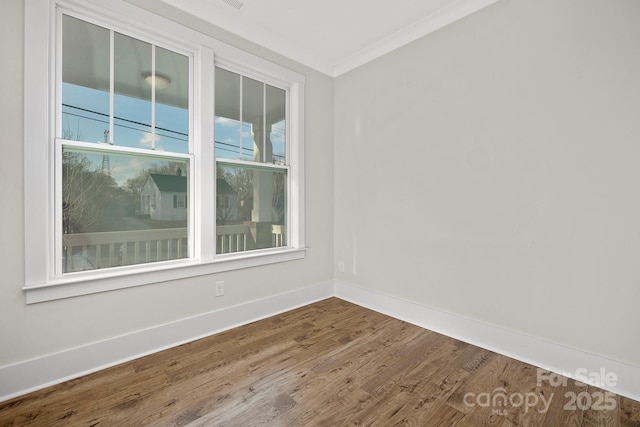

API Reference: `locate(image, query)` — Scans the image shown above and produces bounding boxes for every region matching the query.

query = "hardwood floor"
[1,298,639,426]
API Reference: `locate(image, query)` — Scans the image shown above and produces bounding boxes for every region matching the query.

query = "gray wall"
[334,0,640,366]
[0,0,334,366]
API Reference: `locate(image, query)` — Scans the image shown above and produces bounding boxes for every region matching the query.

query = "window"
[173,195,187,209]
[24,0,305,303]
[59,14,191,273]
[214,67,288,254]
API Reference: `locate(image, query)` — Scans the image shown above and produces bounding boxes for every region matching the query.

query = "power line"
[63,104,285,163]
[214,140,285,164]
[62,104,188,142]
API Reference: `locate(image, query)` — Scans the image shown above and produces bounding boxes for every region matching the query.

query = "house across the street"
[141,172,188,221]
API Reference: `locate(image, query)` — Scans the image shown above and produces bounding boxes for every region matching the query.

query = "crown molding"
[333,0,501,76]
[156,0,501,77]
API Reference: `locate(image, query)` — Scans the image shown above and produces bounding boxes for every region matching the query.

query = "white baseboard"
[335,280,640,402]
[3,279,639,404]
[0,281,334,402]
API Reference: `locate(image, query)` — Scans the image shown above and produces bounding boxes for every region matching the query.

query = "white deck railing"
[216,224,250,254]
[216,224,286,254]
[63,224,285,271]
[271,224,285,247]
[63,228,188,272]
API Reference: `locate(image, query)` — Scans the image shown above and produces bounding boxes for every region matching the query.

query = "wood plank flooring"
[1,298,639,426]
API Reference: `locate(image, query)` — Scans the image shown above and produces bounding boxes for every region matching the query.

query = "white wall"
[4,0,640,399]
[0,0,333,367]
[334,0,640,367]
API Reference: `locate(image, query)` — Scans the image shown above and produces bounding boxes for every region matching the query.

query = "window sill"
[23,248,306,304]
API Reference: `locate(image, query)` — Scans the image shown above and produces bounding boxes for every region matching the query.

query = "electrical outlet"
[215,281,225,297]
[338,261,345,273]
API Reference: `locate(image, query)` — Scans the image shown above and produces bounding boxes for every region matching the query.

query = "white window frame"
[23,0,305,304]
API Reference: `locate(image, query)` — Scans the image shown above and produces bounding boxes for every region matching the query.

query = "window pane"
[62,145,189,272]
[155,46,189,153]
[114,33,152,149]
[242,76,264,162]
[214,67,245,160]
[214,69,286,165]
[62,15,110,143]
[266,85,286,165]
[62,16,190,153]
[216,163,286,254]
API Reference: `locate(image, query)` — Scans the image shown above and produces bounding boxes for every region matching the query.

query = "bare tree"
[62,151,121,233]
[217,165,253,223]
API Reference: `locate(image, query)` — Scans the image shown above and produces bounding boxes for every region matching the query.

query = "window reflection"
[216,163,286,254]
[214,67,286,164]
[61,15,189,153]
[62,146,189,272]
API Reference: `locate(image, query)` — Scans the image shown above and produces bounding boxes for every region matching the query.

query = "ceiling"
[158,0,500,77]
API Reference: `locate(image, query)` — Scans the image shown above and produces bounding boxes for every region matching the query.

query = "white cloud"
[140,132,160,148]
[215,117,240,126]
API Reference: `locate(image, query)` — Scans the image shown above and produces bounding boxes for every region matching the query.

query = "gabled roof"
[149,174,187,193]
